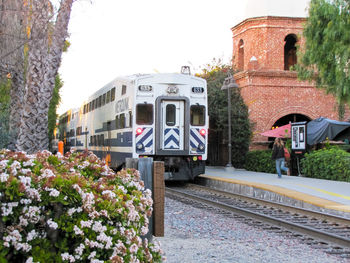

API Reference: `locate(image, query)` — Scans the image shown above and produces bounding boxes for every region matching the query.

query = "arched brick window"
[284,34,297,70]
[238,39,244,71]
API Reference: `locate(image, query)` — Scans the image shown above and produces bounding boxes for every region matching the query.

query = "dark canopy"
[307,117,350,145]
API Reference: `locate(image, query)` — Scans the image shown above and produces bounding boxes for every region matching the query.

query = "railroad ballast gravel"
[154,197,350,263]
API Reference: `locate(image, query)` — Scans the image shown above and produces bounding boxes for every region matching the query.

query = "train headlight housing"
[136,142,144,150]
[198,143,205,151]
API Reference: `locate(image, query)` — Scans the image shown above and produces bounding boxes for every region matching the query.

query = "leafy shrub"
[0,149,163,262]
[244,150,275,174]
[301,147,350,182]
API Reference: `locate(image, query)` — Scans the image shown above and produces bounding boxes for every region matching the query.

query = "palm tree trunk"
[16,0,73,153]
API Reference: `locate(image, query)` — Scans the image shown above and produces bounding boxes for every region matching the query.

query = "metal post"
[227,87,232,168]
[221,74,239,171]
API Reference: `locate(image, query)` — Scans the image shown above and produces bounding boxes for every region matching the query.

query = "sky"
[57,0,309,114]
[58,0,247,114]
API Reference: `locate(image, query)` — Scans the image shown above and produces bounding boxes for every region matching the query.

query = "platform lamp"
[221,73,239,170]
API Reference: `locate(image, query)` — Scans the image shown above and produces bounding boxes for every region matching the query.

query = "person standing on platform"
[272,138,290,178]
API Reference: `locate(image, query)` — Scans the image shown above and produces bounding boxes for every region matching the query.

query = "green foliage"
[48,75,62,149]
[0,149,163,262]
[244,150,276,173]
[197,59,252,167]
[0,79,11,148]
[301,147,350,182]
[296,0,350,105]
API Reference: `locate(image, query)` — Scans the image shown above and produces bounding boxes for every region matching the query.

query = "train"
[57,69,208,181]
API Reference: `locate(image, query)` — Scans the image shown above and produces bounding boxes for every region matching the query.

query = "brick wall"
[231,16,350,148]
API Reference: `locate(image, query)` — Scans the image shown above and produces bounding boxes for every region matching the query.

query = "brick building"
[231,2,350,149]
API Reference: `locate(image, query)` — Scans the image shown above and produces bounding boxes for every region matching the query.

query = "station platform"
[198,167,350,218]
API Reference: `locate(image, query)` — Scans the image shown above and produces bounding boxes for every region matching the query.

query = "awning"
[307,117,350,145]
[260,123,291,138]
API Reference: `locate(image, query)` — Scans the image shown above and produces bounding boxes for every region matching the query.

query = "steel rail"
[166,187,350,249]
[191,183,350,226]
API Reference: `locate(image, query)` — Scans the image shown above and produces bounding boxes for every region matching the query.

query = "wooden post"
[153,161,165,237]
[125,158,164,238]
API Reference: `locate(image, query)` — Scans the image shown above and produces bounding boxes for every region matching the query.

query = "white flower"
[26,257,34,263]
[23,159,35,167]
[73,225,84,236]
[92,221,107,233]
[74,243,85,256]
[102,190,116,199]
[19,176,31,187]
[87,251,96,260]
[20,199,32,205]
[47,219,58,229]
[25,188,41,201]
[10,160,21,175]
[49,189,60,197]
[39,169,56,180]
[129,243,138,253]
[61,252,75,262]
[80,220,93,228]
[27,230,38,241]
[0,172,9,182]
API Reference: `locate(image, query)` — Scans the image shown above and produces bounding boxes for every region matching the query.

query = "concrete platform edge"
[198,174,350,217]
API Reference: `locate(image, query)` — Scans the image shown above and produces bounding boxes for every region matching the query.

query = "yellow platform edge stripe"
[200,174,350,213]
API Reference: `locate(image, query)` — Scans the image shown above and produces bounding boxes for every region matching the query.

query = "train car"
[58,108,80,153]
[59,70,208,181]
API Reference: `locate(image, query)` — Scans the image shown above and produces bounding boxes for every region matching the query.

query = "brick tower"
[231,2,349,149]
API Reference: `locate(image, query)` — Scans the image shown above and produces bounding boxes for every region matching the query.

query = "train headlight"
[200,129,206,136]
[136,128,143,135]
[136,143,144,150]
[198,143,205,151]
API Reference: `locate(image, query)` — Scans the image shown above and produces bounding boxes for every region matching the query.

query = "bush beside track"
[244,150,275,174]
[300,147,350,182]
[0,149,163,262]
[244,147,350,182]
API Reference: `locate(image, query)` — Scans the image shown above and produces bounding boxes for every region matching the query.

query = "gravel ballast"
[154,197,350,263]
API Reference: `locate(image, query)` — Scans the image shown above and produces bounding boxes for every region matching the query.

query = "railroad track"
[165,184,350,257]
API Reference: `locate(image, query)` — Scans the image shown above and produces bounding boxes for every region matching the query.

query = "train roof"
[86,72,205,101]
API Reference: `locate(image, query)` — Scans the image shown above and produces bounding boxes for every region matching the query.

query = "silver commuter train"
[58,71,208,181]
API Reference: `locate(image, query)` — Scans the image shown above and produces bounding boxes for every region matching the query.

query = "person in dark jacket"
[272,137,290,178]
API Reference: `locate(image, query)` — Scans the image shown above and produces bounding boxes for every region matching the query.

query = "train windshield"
[190,105,205,126]
[136,104,153,125]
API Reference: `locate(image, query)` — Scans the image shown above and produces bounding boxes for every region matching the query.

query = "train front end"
[133,73,208,181]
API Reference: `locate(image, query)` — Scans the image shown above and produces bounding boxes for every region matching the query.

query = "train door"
[161,100,184,150]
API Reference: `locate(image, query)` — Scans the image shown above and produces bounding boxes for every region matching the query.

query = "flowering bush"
[0,149,163,262]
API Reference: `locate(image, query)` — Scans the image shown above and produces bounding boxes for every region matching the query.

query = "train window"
[122,85,127,95]
[106,91,111,103]
[136,104,153,125]
[120,113,126,128]
[111,87,116,102]
[128,111,133,127]
[94,135,97,146]
[116,115,120,129]
[89,102,92,112]
[95,98,98,109]
[90,136,93,145]
[98,96,102,108]
[101,134,104,146]
[166,104,176,126]
[190,105,205,126]
[92,100,95,111]
[102,94,106,106]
